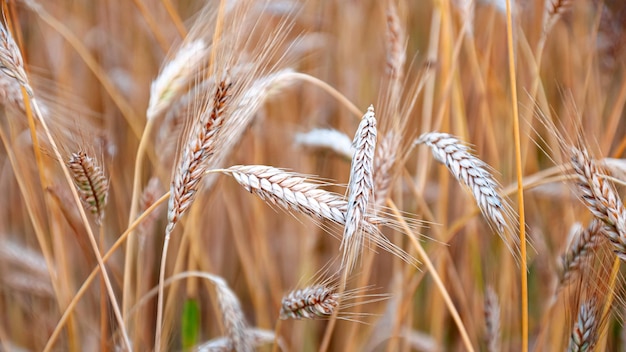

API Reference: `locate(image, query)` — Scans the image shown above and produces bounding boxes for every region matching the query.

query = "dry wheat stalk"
[148,39,208,119]
[484,286,500,352]
[342,105,377,271]
[415,132,514,249]
[280,284,340,319]
[570,146,626,261]
[196,329,279,352]
[567,300,599,352]
[223,164,415,264]
[167,78,231,232]
[67,151,109,225]
[559,220,604,286]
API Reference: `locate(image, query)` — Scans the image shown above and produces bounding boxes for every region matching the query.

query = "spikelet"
[342,105,377,271]
[67,151,109,225]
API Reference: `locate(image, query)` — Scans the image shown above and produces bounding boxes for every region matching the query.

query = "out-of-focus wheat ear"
[484,286,500,352]
[559,220,604,286]
[0,22,30,94]
[211,276,252,352]
[294,128,354,160]
[280,284,340,320]
[196,329,282,352]
[167,78,231,233]
[147,39,208,120]
[543,0,573,35]
[342,105,377,272]
[567,300,599,352]
[384,0,406,97]
[374,131,398,209]
[67,151,109,225]
[415,132,517,253]
[570,146,626,261]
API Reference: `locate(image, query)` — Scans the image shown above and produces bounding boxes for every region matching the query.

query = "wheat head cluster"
[1,0,626,351]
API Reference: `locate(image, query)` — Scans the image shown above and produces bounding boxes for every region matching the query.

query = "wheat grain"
[67,151,109,225]
[342,105,377,271]
[570,146,626,261]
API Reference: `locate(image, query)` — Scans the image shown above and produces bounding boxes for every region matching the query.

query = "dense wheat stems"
[570,147,626,260]
[342,105,377,272]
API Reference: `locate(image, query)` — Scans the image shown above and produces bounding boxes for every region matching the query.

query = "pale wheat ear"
[342,105,377,272]
[484,286,501,352]
[196,329,282,352]
[67,150,109,225]
[294,128,354,160]
[415,132,519,258]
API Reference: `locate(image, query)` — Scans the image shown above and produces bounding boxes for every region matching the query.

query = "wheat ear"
[567,300,599,352]
[196,329,279,352]
[222,165,416,265]
[342,105,377,271]
[280,285,340,320]
[484,286,500,352]
[559,220,604,286]
[415,132,516,252]
[211,276,252,352]
[570,146,626,261]
[67,151,109,225]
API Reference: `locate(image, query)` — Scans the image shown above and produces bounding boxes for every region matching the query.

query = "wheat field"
[1,0,626,351]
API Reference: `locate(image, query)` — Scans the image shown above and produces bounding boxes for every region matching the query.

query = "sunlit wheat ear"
[222,165,417,266]
[147,39,208,120]
[196,329,280,352]
[415,132,516,252]
[67,151,109,225]
[167,78,231,233]
[484,286,500,352]
[559,220,604,286]
[342,105,377,271]
[294,128,353,160]
[570,146,626,261]
[567,300,599,352]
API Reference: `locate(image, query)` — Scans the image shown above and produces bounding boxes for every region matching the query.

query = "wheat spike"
[294,128,354,160]
[167,78,231,232]
[570,146,626,261]
[484,286,500,352]
[67,151,109,224]
[280,284,340,320]
[211,276,252,352]
[0,23,29,93]
[567,301,599,352]
[374,131,398,209]
[559,220,604,286]
[196,329,279,352]
[415,132,515,250]
[342,105,377,271]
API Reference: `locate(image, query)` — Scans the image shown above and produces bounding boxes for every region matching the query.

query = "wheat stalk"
[67,151,109,225]
[415,132,515,252]
[342,105,377,271]
[570,146,626,261]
